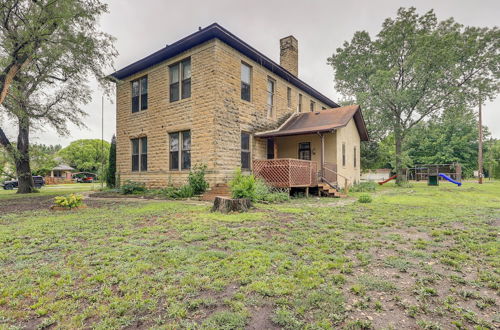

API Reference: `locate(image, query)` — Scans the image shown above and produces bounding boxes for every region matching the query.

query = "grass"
[0,181,499,328]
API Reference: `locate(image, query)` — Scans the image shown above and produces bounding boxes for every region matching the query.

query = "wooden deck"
[253,159,318,188]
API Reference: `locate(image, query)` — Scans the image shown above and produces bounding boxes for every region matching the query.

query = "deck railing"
[253,159,318,188]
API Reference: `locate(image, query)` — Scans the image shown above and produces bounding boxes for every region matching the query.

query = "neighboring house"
[46,164,75,184]
[110,23,368,192]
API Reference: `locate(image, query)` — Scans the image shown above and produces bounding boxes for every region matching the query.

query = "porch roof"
[255,105,369,141]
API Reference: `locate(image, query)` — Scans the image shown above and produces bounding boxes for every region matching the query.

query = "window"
[241,132,251,170]
[131,76,148,113]
[310,100,315,112]
[267,78,275,117]
[131,137,147,171]
[298,142,311,160]
[287,87,292,108]
[342,143,346,167]
[169,130,191,170]
[354,146,357,168]
[169,58,191,102]
[322,106,326,110]
[298,94,303,112]
[241,63,251,101]
[267,138,274,159]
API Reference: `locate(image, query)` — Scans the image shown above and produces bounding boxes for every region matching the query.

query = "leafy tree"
[106,135,116,188]
[59,139,110,173]
[29,144,61,176]
[404,106,482,177]
[0,0,116,193]
[328,7,499,184]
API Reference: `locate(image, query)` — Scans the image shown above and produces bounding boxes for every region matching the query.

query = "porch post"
[320,132,325,179]
[273,138,278,159]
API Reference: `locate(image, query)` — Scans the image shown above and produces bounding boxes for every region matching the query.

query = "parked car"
[76,176,94,183]
[2,176,45,190]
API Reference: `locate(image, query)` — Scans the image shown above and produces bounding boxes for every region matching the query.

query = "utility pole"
[101,95,104,189]
[478,101,483,184]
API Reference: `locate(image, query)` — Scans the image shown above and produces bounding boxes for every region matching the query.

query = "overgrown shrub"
[229,168,256,200]
[158,185,194,199]
[358,194,372,203]
[350,181,377,192]
[120,180,146,195]
[188,164,209,195]
[229,169,290,203]
[54,194,84,208]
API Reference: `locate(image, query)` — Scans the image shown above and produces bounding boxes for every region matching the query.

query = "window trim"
[241,132,251,170]
[169,130,191,171]
[310,100,315,112]
[131,137,147,172]
[169,57,191,102]
[131,76,148,113]
[298,142,311,161]
[240,62,252,102]
[354,146,357,168]
[342,143,346,167]
[266,77,275,118]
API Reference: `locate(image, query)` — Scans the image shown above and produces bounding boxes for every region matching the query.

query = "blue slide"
[439,173,462,186]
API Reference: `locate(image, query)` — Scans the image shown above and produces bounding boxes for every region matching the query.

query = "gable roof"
[110,23,339,108]
[52,164,75,171]
[255,105,369,141]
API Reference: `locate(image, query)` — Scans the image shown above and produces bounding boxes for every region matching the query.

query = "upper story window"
[266,78,275,118]
[310,100,315,112]
[131,76,148,113]
[298,94,303,112]
[131,137,147,171]
[169,130,191,170]
[322,106,326,110]
[241,132,251,170]
[287,87,292,108]
[241,62,251,102]
[169,58,191,102]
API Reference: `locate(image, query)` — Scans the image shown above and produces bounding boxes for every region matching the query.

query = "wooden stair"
[318,182,346,198]
[200,184,230,201]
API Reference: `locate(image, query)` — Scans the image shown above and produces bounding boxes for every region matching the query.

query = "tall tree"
[328,7,499,184]
[0,0,116,193]
[59,139,110,173]
[106,135,116,188]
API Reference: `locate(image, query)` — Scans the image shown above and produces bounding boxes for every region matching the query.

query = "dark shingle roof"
[255,105,369,141]
[110,23,339,108]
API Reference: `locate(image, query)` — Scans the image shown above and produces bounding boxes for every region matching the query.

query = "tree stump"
[211,196,252,213]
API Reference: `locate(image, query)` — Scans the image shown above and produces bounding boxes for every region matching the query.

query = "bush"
[158,185,194,199]
[188,164,209,195]
[120,180,146,195]
[229,168,256,200]
[54,194,84,209]
[358,194,372,203]
[230,170,290,203]
[350,181,377,192]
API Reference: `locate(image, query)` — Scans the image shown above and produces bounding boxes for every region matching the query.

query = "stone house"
[110,23,368,194]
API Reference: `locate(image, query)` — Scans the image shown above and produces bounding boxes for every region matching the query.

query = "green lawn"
[0,182,498,329]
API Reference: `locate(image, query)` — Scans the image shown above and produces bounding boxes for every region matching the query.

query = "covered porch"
[252,105,368,191]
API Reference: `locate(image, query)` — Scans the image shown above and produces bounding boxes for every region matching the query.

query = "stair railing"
[321,164,350,194]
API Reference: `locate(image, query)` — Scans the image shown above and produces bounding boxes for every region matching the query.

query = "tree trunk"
[211,197,252,213]
[394,122,406,185]
[15,117,34,193]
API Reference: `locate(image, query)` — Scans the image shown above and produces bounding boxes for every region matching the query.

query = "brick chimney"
[280,36,298,77]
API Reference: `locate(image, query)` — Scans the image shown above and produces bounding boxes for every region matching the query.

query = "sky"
[7,0,499,146]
